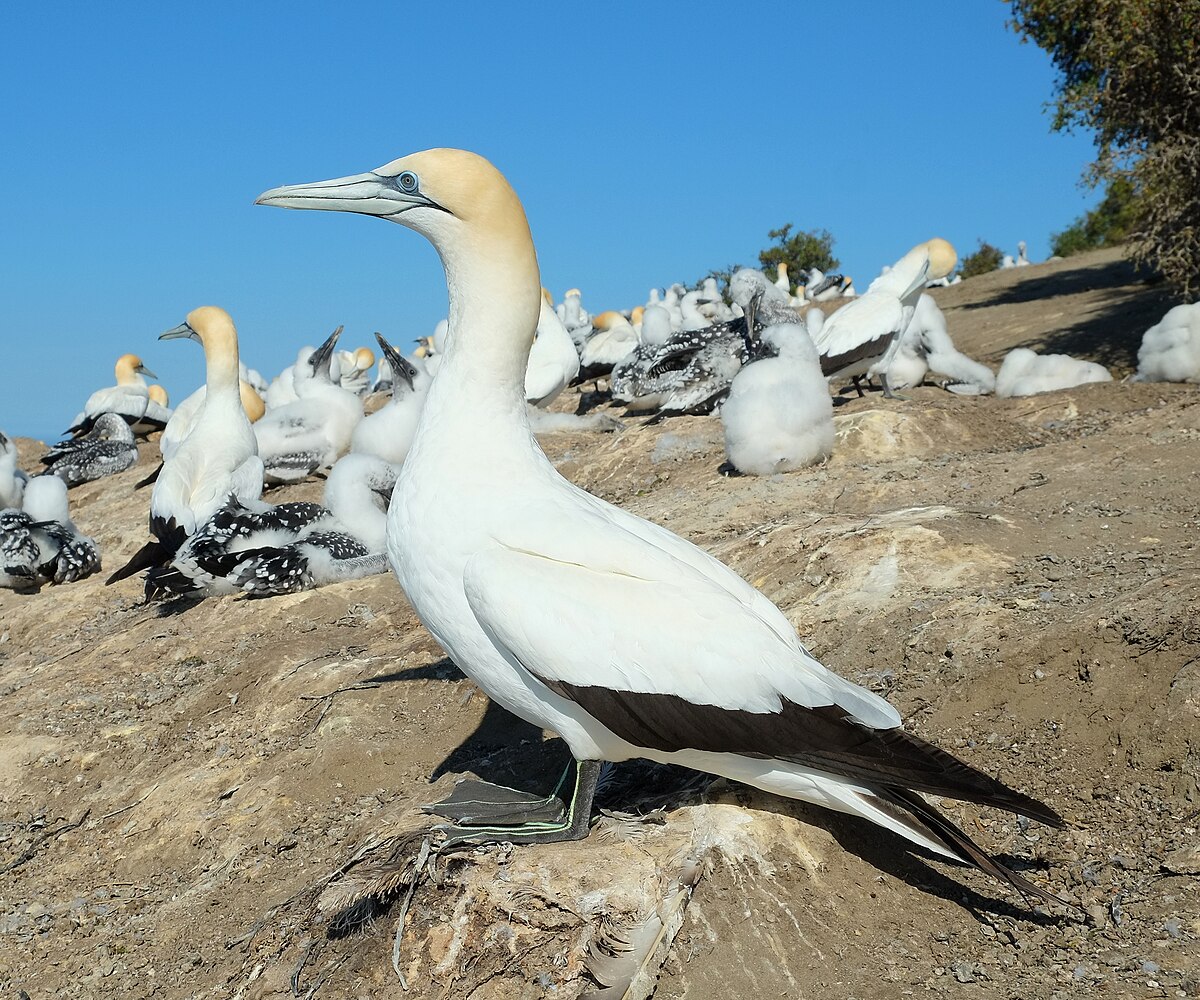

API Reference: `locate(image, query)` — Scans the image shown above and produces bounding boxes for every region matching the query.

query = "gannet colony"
[3,147,1198,988]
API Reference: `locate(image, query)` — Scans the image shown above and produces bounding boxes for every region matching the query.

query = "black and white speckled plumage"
[0,504,101,590]
[41,413,138,487]
[230,531,386,597]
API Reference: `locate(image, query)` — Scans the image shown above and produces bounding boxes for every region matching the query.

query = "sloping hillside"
[0,247,1196,999]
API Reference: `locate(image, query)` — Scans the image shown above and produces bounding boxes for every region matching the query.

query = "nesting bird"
[1132,303,1200,383]
[722,321,834,475]
[41,412,139,486]
[350,333,426,465]
[0,475,100,591]
[258,147,1064,905]
[0,430,29,509]
[868,294,996,395]
[67,353,159,436]
[995,348,1112,397]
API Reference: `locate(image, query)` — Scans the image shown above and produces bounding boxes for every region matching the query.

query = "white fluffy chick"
[995,347,1112,398]
[1133,303,1200,383]
[721,322,833,475]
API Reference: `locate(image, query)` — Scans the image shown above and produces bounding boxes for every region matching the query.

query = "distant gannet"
[108,306,263,585]
[578,311,638,379]
[131,384,172,436]
[812,239,957,395]
[258,148,1064,903]
[1016,241,1030,267]
[335,346,377,395]
[350,332,425,464]
[525,293,581,407]
[807,269,846,302]
[722,321,834,475]
[0,475,100,590]
[254,326,364,483]
[67,353,158,436]
[774,262,791,294]
[868,294,995,395]
[41,412,138,486]
[995,348,1112,397]
[150,453,399,598]
[0,430,29,509]
[1132,303,1200,383]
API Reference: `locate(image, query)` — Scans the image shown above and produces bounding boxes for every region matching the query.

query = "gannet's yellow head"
[353,346,376,372]
[115,353,156,384]
[923,238,957,280]
[239,381,266,423]
[777,262,788,278]
[161,306,238,355]
[630,306,645,325]
[591,310,624,332]
[565,288,581,299]
[257,148,541,355]
[147,384,169,407]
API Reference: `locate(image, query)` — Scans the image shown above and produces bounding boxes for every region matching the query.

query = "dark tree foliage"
[757,225,839,282]
[1010,0,1200,293]
[1050,175,1141,257]
[959,240,1005,279]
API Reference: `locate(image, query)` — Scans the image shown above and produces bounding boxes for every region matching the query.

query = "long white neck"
[207,340,242,401]
[424,218,542,429]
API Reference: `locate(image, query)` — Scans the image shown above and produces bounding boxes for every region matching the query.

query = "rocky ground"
[0,247,1196,999]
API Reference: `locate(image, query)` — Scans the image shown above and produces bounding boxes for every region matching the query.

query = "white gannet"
[151,453,398,598]
[254,327,364,483]
[40,412,138,486]
[722,321,834,475]
[1016,241,1030,267]
[1132,303,1200,383]
[868,294,995,395]
[811,239,958,395]
[264,348,309,409]
[0,475,100,590]
[774,262,791,294]
[67,353,158,436]
[131,384,172,436]
[995,348,1112,398]
[556,288,592,349]
[808,270,848,303]
[0,430,29,509]
[335,346,377,395]
[258,148,1065,904]
[1000,254,1016,269]
[579,311,638,376]
[525,292,581,407]
[350,332,426,464]
[679,290,712,332]
[108,306,263,585]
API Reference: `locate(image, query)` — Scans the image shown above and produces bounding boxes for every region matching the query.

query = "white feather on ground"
[721,322,834,475]
[1132,303,1200,383]
[995,347,1112,398]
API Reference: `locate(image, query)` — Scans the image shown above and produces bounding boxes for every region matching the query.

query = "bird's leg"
[879,373,910,401]
[427,759,602,848]
[852,376,866,398]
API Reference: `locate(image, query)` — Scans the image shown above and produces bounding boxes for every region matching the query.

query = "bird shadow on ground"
[363,656,463,684]
[821,810,1063,924]
[955,256,1176,370]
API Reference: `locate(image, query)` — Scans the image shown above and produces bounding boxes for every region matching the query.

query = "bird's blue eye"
[397,171,419,194]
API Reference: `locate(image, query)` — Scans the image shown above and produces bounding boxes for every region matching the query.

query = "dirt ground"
[0,247,1196,999]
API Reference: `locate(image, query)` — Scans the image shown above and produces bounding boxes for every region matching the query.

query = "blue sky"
[1,3,1095,441]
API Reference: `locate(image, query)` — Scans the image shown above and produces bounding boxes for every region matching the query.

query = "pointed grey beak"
[160,322,198,343]
[374,332,418,392]
[137,364,158,380]
[255,171,446,219]
[308,325,344,374]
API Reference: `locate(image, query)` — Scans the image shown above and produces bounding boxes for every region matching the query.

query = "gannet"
[698,277,734,322]
[335,346,377,395]
[254,327,364,483]
[350,332,425,464]
[578,311,638,379]
[1016,241,1030,267]
[258,148,1064,903]
[1132,303,1200,383]
[240,362,269,394]
[995,348,1112,398]
[679,291,712,332]
[108,306,263,585]
[774,262,791,294]
[0,475,100,590]
[868,294,995,395]
[808,270,848,303]
[67,353,158,436]
[525,293,581,407]
[0,430,29,510]
[40,412,138,486]
[811,239,957,396]
[556,288,592,349]
[722,322,834,475]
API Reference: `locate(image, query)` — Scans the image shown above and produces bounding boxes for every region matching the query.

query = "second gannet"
[67,353,158,436]
[108,307,263,585]
[811,239,958,396]
[131,384,172,436]
[258,147,1065,905]
[335,346,378,395]
[995,348,1112,397]
[350,332,425,465]
[1132,303,1200,383]
[525,293,581,407]
[867,294,996,395]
